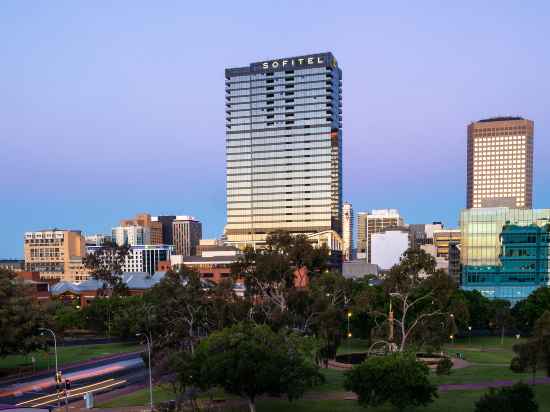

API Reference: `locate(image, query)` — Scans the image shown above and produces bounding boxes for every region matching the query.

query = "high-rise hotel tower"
[225,53,343,248]
[467,117,534,208]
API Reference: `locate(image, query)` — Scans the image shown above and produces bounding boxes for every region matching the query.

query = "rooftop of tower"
[478,116,525,123]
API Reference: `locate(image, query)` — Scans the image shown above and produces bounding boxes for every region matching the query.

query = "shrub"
[344,353,437,411]
[436,357,453,375]
[474,382,538,412]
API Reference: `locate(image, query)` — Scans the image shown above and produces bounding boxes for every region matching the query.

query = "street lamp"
[449,334,455,346]
[468,326,472,346]
[137,333,153,411]
[39,328,60,409]
[515,334,521,340]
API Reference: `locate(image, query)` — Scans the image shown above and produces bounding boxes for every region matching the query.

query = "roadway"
[0,352,146,409]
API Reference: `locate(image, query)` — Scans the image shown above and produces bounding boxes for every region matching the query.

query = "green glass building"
[460,208,550,303]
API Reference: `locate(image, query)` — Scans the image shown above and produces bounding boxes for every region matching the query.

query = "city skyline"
[2,1,550,258]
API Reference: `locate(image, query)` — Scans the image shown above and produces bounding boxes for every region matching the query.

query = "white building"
[112,225,151,247]
[342,202,354,261]
[357,209,404,261]
[370,227,410,270]
[122,245,174,274]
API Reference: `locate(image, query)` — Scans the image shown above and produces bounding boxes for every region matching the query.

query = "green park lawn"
[98,336,550,411]
[0,342,142,375]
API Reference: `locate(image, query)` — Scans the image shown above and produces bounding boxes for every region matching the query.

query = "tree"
[84,240,129,297]
[436,357,453,375]
[230,231,329,325]
[510,310,550,382]
[491,299,514,344]
[147,267,209,354]
[361,248,459,352]
[512,287,550,333]
[344,353,438,411]
[192,322,322,412]
[474,382,538,412]
[0,269,48,357]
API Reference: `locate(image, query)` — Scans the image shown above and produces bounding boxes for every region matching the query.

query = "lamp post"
[40,328,60,409]
[137,333,153,411]
[468,326,472,346]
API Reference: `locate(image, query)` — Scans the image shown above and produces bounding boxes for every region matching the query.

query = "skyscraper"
[342,202,353,260]
[224,53,343,248]
[357,209,403,262]
[467,117,534,208]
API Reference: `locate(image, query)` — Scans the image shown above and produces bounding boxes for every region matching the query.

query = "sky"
[1,0,549,258]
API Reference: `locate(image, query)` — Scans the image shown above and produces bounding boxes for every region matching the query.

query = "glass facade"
[224,53,342,248]
[460,207,550,303]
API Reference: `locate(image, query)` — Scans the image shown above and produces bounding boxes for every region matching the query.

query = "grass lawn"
[337,338,370,355]
[98,336,550,410]
[256,386,550,411]
[0,342,142,375]
[99,384,550,411]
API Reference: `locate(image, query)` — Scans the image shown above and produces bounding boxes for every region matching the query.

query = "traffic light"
[65,379,71,390]
[55,371,62,384]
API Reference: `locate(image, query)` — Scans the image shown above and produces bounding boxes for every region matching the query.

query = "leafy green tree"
[0,269,48,357]
[360,248,459,352]
[52,303,85,333]
[510,310,550,382]
[474,382,538,412]
[192,322,322,412]
[344,352,438,411]
[512,287,550,332]
[84,240,129,296]
[436,357,453,375]
[230,231,329,324]
[491,299,514,344]
[146,267,209,354]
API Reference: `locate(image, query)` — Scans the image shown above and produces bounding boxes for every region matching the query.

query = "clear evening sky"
[1,1,549,258]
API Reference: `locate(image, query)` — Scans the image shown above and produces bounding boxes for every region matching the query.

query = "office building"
[460,207,550,303]
[432,229,461,259]
[370,227,410,270]
[467,117,534,209]
[357,209,404,262]
[173,216,202,255]
[24,229,88,282]
[112,225,150,247]
[224,52,343,249]
[342,202,353,260]
[84,234,112,246]
[122,245,174,275]
[152,215,177,245]
[409,222,444,248]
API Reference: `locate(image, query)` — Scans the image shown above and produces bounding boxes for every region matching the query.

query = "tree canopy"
[0,269,47,357]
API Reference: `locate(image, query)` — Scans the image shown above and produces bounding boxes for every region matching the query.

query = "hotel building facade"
[467,117,534,209]
[224,52,343,248]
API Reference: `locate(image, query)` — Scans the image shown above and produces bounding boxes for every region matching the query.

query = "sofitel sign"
[261,55,325,70]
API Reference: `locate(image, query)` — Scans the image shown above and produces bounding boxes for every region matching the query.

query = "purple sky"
[1,1,549,258]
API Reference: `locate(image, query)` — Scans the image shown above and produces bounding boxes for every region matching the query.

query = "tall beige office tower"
[467,117,534,208]
[224,53,343,249]
[357,209,404,262]
[342,202,353,261]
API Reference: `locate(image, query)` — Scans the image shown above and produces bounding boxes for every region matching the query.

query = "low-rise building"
[0,259,24,272]
[370,227,410,271]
